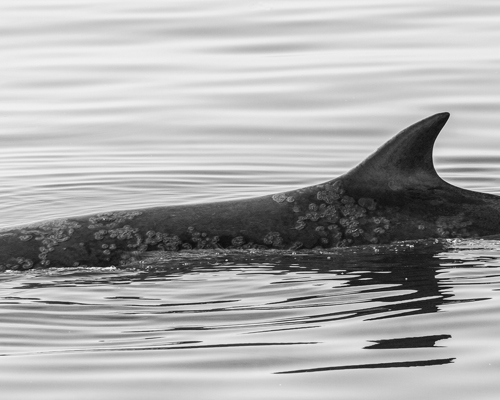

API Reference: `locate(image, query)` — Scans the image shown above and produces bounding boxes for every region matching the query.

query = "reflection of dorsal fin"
[342,113,450,195]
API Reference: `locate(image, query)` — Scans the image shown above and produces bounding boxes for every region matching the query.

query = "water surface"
[2,1,500,399]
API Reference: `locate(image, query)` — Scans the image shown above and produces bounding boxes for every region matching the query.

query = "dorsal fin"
[342,113,450,195]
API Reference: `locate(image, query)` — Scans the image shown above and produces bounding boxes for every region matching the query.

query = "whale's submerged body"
[2,112,500,271]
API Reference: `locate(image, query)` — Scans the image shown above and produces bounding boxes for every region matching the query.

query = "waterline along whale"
[1,112,500,271]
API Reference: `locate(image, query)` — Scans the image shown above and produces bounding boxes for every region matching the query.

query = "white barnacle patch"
[159,234,182,251]
[145,230,164,246]
[289,241,303,250]
[294,215,307,230]
[91,224,144,258]
[388,179,403,191]
[88,211,142,229]
[372,217,390,230]
[21,219,81,239]
[145,230,173,250]
[295,220,306,230]
[341,195,355,206]
[186,227,220,249]
[121,228,141,246]
[306,211,320,222]
[231,236,246,247]
[320,205,338,222]
[370,217,390,238]
[340,217,359,231]
[19,219,81,268]
[295,202,339,231]
[263,231,284,248]
[291,178,386,247]
[316,183,342,204]
[286,196,295,203]
[331,180,344,193]
[380,217,390,230]
[435,214,472,237]
[19,234,33,242]
[94,230,107,240]
[358,197,376,211]
[118,252,140,266]
[108,226,137,240]
[340,198,366,220]
[272,193,287,203]
[10,257,34,270]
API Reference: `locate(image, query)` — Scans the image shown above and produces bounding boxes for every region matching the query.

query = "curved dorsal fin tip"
[429,111,450,122]
[343,112,451,191]
[379,111,450,169]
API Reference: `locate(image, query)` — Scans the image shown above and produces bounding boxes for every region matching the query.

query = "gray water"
[2,1,500,399]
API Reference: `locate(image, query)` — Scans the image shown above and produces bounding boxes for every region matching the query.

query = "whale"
[1,112,500,271]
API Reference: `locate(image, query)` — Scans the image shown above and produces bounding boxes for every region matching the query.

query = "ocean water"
[2,0,500,399]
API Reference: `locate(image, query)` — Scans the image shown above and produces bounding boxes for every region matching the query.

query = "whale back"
[3,111,500,272]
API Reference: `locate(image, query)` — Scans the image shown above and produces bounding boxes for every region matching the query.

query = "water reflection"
[276,358,455,374]
[364,334,451,349]
[2,240,498,376]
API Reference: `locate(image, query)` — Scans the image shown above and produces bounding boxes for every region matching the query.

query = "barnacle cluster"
[263,231,284,248]
[3,257,34,271]
[435,214,472,237]
[272,193,287,203]
[17,219,82,267]
[88,211,142,229]
[186,226,221,249]
[272,179,391,247]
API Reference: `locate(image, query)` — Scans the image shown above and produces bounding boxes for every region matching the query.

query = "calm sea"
[2,1,500,399]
